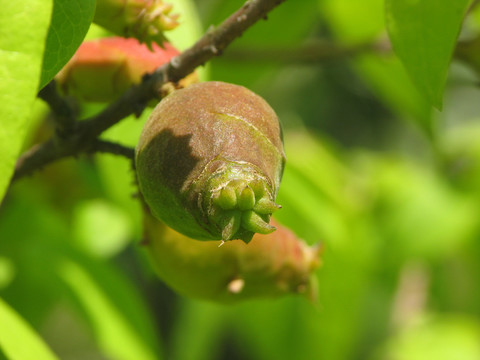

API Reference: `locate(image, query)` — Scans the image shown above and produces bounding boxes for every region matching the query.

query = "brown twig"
[90,140,135,160]
[37,80,77,136]
[11,0,287,183]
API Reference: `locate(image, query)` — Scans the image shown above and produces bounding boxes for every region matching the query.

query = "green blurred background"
[2,0,480,359]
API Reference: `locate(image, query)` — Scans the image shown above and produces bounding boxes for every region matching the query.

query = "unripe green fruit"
[136,81,286,243]
[143,209,321,303]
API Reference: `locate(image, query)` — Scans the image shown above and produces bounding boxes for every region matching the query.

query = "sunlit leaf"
[59,258,162,360]
[0,297,59,360]
[40,0,96,88]
[73,199,132,257]
[385,0,471,109]
[320,0,384,44]
[170,299,226,360]
[0,1,52,203]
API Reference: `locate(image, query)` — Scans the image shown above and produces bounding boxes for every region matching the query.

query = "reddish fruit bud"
[56,37,186,102]
[143,209,322,303]
[94,0,179,47]
[135,82,286,243]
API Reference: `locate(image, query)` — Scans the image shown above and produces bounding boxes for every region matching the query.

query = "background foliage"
[2,0,480,359]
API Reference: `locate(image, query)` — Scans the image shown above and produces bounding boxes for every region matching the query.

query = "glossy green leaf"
[0,297,59,360]
[40,0,96,88]
[59,258,161,360]
[0,1,52,204]
[385,0,471,109]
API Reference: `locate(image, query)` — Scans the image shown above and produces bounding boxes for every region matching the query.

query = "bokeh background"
[2,0,480,359]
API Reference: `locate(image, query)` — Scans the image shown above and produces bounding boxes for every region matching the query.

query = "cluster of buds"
[94,0,179,48]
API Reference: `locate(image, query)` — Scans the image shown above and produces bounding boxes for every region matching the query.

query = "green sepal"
[241,211,275,235]
[213,186,237,210]
[238,186,255,211]
[254,196,281,214]
[221,211,242,241]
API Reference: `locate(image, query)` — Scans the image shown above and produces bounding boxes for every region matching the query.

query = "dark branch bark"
[37,80,76,136]
[12,0,287,183]
[90,140,135,160]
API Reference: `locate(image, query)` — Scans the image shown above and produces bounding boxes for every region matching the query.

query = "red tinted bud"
[56,37,182,102]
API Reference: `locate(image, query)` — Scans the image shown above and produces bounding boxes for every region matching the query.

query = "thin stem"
[91,140,135,160]
[37,80,76,136]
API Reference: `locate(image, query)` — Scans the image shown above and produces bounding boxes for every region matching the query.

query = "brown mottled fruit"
[135,81,286,243]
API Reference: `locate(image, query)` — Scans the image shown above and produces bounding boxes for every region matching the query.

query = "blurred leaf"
[355,55,432,134]
[97,112,148,237]
[0,257,15,290]
[321,0,433,135]
[210,0,319,88]
[0,297,59,360]
[376,316,480,360]
[230,298,324,360]
[370,159,478,260]
[170,300,226,360]
[0,1,52,203]
[385,0,471,109]
[72,199,132,257]
[276,131,352,245]
[40,0,96,88]
[59,257,161,360]
[320,0,384,44]
[0,185,70,327]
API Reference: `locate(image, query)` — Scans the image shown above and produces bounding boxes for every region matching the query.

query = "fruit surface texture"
[136,81,286,243]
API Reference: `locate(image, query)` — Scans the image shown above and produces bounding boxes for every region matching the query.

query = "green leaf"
[385,0,471,109]
[0,1,52,204]
[0,297,59,360]
[40,0,96,89]
[59,258,162,360]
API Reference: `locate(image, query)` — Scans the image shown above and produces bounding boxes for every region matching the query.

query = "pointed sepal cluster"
[94,0,179,48]
[208,177,281,243]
